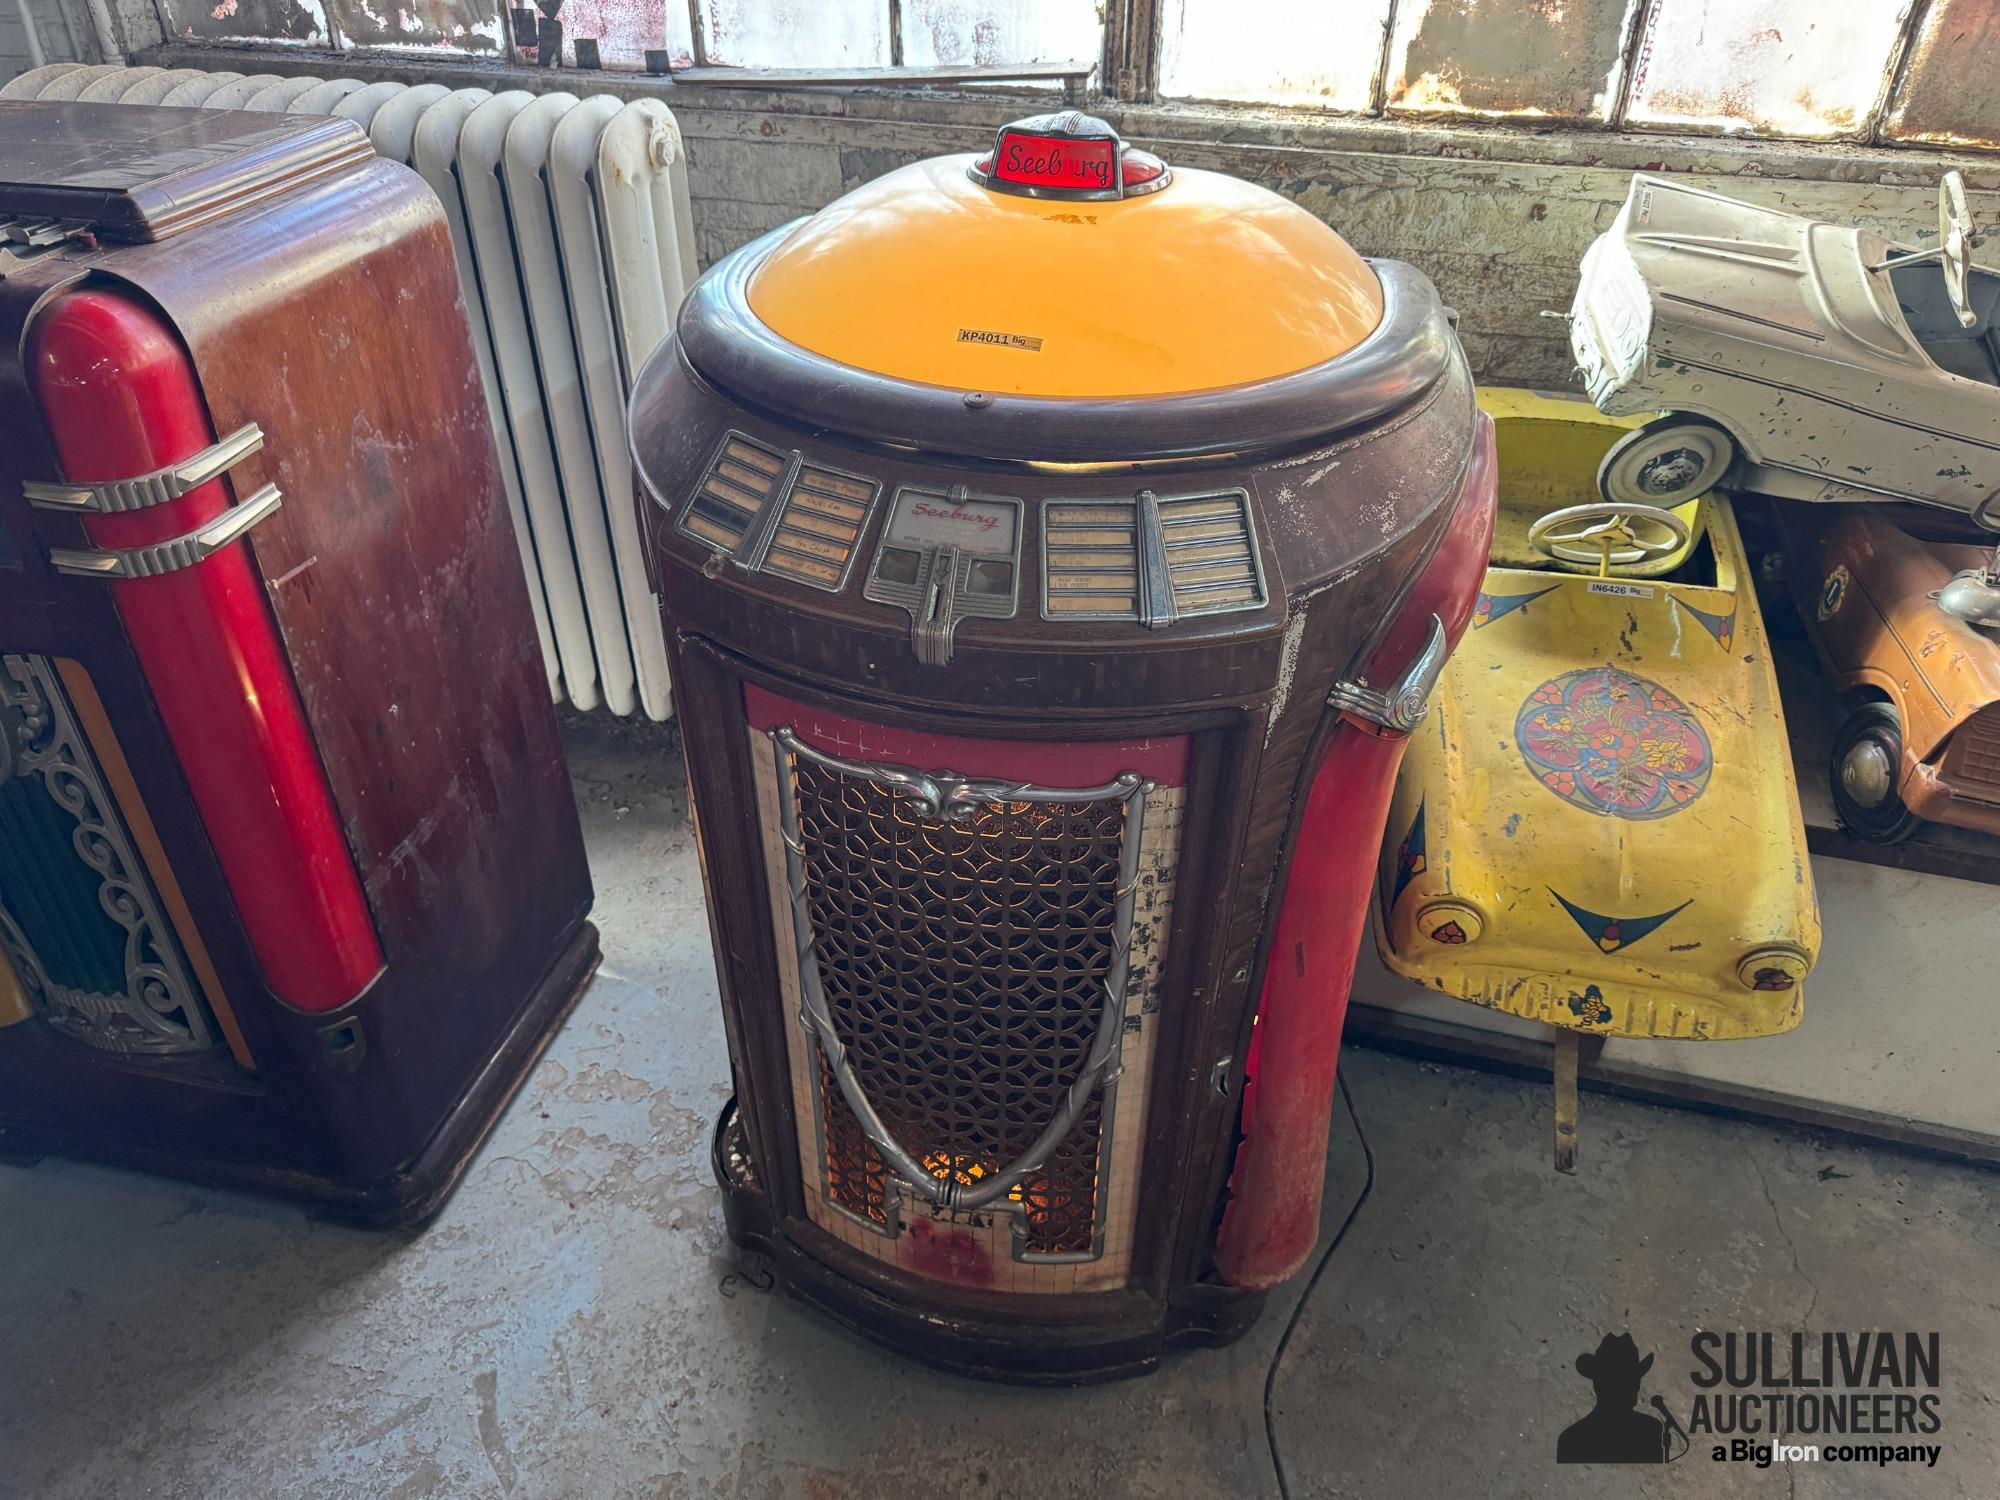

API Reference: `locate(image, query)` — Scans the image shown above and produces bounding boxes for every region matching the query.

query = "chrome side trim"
[25,423,265,514]
[46,483,283,580]
[1329,613,1448,733]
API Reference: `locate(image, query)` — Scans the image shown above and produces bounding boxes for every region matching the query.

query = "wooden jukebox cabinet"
[632,114,1497,1380]
[0,103,596,1224]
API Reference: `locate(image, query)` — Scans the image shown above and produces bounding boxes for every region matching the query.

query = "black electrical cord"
[1262,1071,1376,1500]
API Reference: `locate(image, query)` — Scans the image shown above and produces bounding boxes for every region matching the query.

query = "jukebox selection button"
[875,546,923,586]
[966,558,1014,596]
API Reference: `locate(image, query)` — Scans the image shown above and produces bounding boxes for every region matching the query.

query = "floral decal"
[1516,667,1713,820]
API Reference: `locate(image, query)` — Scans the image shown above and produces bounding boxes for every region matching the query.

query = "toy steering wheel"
[1941,170,1979,331]
[1528,502,1691,571]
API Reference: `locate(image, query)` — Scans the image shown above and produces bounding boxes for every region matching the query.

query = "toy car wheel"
[1830,702,1920,844]
[1597,417,1737,509]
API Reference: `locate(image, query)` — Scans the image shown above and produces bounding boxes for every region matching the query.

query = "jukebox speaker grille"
[751,719,1181,1292]
[0,654,215,1055]
[792,754,1128,1258]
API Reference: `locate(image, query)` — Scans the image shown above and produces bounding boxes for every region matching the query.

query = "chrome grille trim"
[770,725,1151,1262]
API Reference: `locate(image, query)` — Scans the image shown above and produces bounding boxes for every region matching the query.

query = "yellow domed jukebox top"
[744,111,1385,400]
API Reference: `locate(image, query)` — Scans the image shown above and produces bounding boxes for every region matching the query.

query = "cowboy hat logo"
[1558,1332,1684,1464]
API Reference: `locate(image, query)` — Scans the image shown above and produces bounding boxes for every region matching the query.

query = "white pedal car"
[1571,171,2000,522]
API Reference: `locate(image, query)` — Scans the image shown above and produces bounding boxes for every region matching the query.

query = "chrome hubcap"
[1840,738,1894,808]
[1638,447,1703,494]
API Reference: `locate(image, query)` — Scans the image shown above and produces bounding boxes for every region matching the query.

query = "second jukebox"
[0,101,596,1224]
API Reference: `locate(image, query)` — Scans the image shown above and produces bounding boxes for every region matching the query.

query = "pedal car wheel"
[1597,417,1736,508]
[1830,702,1920,844]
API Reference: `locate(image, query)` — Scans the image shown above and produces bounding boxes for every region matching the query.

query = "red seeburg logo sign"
[995,132,1114,191]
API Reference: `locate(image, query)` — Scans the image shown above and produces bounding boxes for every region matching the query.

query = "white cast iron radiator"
[2,64,697,720]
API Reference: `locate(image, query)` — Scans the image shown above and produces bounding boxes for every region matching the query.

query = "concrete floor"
[3,711,1996,1499]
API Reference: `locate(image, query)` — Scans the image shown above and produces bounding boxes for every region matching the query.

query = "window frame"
[1112,0,1955,153]
[148,0,1980,155]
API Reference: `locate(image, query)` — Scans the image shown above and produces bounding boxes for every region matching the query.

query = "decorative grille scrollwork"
[0,654,215,1055]
[772,727,1150,1262]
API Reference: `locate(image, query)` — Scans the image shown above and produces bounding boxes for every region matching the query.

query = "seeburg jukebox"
[0,102,597,1224]
[632,113,1497,1380]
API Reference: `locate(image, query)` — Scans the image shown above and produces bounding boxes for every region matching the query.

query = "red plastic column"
[1213,414,1497,1290]
[29,287,384,1012]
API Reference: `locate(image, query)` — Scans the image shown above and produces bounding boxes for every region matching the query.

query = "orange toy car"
[1775,504,2000,841]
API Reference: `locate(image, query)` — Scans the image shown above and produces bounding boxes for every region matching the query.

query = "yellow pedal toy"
[1375,390,1820,1168]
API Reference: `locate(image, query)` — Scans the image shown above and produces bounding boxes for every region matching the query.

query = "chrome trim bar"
[25,423,265,514]
[47,483,283,580]
[1133,488,1178,630]
[1329,612,1449,733]
[771,724,1150,1214]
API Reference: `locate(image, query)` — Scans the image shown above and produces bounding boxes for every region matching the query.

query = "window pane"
[160,0,330,43]
[560,0,694,67]
[699,0,889,67]
[1626,0,1912,139]
[1384,0,1637,121]
[1885,0,2000,149]
[1159,0,1392,110]
[901,0,1101,69]
[328,0,503,52]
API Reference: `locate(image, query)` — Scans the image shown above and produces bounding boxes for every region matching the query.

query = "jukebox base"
[711,1102,1265,1385]
[0,923,601,1230]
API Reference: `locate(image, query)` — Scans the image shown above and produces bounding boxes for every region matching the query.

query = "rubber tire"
[1597,416,1737,509]
[1829,702,1922,844]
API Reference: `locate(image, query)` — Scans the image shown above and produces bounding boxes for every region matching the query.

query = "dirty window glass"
[1383,0,1638,121]
[696,0,890,67]
[1625,0,1913,139]
[158,0,331,44]
[547,0,694,67]
[1884,0,2000,149]
[900,0,1101,70]
[326,0,503,53]
[1158,0,1392,110]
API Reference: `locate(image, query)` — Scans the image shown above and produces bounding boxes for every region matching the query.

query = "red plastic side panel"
[1212,413,1498,1290]
[29,287,384,1012]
